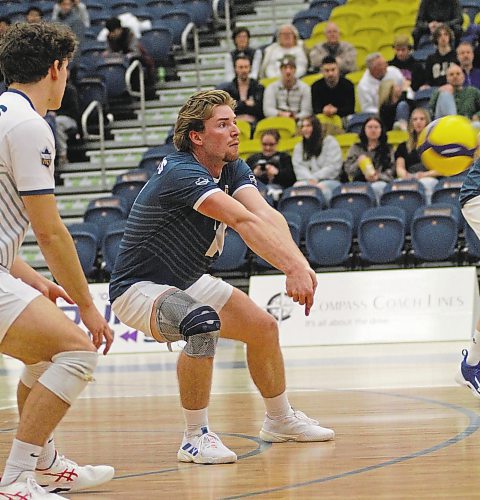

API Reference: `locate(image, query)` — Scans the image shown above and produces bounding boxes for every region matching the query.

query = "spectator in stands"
[423,24,458,88]
[357,53,405,113]
[292,115,342,203]
[224,27,262,81]
[246,129,296,189]
[98,12,151,41]
[53,0,90,28]
[308,22,356,75]
[25,7,43,24]
[0,17,11,38]
[263,55,312,121]
[259,24,308,79]
[388,34,425,91]
[395,107,440,201]
[103,17,156,97]
[219,55,264,129]
[457,41,480,89]
[412,0,462,50]
[430,63,480,122]
[53,0,85,45]
[378,79,412,131]
[343,116,395,201]
[311,56,355,120]
[53,77,81,168]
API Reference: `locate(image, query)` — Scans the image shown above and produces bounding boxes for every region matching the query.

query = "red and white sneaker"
[0,471,65,499]
[36,453,114,494]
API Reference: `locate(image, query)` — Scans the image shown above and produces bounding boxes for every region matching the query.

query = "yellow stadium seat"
[236,119,252,143]
[310,21,329,39]
[463,12,470,30]
[346,0,378,6]
[304,33,325,51]
[475,12,480,25]
[335,133,359,159]
[345,69,365,86]
[344,35,372,69]
[253,116,298,141]
[387,130,409,148]
[370,3,405,24]
[329,5,369,35]
[379,45,395,62]
[301,73,323,86]
[316,113,344,134]
[391,17,416,35]
[277,136,302,155]
[259,77,279,88]
[350,18,390,39]
[238,138,261,160]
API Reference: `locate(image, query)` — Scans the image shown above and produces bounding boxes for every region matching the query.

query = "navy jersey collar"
[5,89,35,110]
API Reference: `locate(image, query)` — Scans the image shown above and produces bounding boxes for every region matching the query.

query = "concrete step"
[156,84,215,104]
[59,169,128,190]
[86,146,148,165]
[59,159,140,173]
[177,67,225,85]
[111,125,170,145]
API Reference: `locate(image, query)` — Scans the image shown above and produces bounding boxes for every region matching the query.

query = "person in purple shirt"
[457,41,480,90]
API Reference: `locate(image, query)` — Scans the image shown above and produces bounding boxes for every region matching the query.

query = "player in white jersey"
[111,90,335,466]
[0,23,114,498]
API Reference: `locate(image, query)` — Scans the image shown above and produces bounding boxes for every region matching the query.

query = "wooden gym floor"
[0,340,479,499]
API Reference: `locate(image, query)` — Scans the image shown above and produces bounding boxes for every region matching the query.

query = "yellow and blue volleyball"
[417,115,477,176]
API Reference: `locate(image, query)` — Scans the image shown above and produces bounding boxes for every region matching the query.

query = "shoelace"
[26,476,46,495]
[51,455,78,471]
[197,432,220,450]
[291,409,319,426]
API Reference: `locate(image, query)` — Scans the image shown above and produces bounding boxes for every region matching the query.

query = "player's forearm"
[232,211,309,275]
[35,225,94,308]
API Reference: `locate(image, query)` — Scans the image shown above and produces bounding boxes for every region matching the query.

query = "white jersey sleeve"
[8,118,55,195]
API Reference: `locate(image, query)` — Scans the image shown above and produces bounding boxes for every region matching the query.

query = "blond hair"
[408,107,431,153]
[378,79,396,107]
[173,90,236,153]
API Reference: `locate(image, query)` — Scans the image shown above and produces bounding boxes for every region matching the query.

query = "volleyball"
[417,115,477,176]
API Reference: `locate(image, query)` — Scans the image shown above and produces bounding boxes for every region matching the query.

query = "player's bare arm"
[22,194,113,353]
[11,256,74,304]
[197,188,317,314]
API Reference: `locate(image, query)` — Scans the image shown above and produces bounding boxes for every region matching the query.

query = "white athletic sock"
[183,407,209,437]
[36,435,56,470]
[263,391,294,420]
[467,329,480,365]
[0,439,42,486]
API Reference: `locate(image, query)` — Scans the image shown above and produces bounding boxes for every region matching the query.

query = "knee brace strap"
[20,361,51,388]
[38,351,98,405]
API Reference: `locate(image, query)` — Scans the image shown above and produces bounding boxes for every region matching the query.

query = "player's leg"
[457,198,480,398]
[0,287,113,495]
[112,281,236,464]
[219,287,335,443]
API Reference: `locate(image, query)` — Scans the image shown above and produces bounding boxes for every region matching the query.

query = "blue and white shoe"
[177,426,237,464]
[456,349,480,399]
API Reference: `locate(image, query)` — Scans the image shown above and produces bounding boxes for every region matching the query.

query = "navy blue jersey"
[109,151,257,302]
[460,159,480,207]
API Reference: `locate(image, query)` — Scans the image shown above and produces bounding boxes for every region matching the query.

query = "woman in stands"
[259,24,308,79]
[343,116,395,202]
[291,115,342,203]
[395,107,440,201]
[246,129,296,190]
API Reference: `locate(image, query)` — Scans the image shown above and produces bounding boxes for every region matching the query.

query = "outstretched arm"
[197,188,317,315]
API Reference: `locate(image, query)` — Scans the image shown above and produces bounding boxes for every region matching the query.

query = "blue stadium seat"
[111,0,139,16]
[413,87,435,109]
[140,27,174,67]
[358,206,406,265]
[209,228,249,273]
[112,169,150,213]
[68,222,100,278]
[102,220,127,274]
[346,113,375,134]
[410,203,460,263]
[159,9,193,46]
[380,180,426,232]
[293,9,329,39]
[277,185,326,239]
[330,182,377,235]
[305,209,353,267]
[180,0,213,27]
[139,143,176,175]
[84,196,128,248]
[95,58,130,100]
